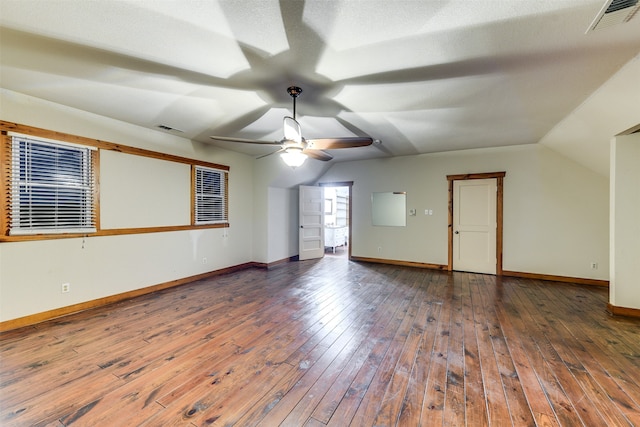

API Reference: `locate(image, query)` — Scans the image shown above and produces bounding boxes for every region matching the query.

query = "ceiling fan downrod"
[287,86,302,120]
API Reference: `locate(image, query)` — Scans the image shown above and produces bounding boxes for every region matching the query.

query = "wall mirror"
[371,192,406,226]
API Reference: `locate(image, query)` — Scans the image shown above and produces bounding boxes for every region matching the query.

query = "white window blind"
[10,135,96,235]
[195,165,228,224]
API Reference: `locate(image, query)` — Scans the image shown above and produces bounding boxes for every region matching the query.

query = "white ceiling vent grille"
[157,124,184,133]
[587,0,640,32]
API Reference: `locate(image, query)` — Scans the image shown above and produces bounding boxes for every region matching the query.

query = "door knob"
[454,231,459,234]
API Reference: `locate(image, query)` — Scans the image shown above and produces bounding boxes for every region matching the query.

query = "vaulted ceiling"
[1,0,639,173]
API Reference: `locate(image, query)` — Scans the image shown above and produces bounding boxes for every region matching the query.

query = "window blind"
[194,165,228,224]
[10,135,96,235]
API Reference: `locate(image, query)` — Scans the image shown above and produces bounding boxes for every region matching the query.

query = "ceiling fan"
[210,86,373,167]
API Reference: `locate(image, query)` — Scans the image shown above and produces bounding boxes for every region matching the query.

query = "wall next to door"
[267,187,299,263]
[318,144,609,281]
[610,133,640,310]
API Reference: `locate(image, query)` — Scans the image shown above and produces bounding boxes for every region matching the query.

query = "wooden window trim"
[1,121,229,171]
[1,120,230,242]
[7,136,98,235]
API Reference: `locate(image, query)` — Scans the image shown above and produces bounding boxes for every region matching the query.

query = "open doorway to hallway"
[323,185,350,259]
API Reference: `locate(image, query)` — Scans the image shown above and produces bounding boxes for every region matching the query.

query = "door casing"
[319,181,353,260]
[447,172,505,275]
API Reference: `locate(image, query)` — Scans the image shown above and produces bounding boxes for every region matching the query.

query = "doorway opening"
[320,182,353,259]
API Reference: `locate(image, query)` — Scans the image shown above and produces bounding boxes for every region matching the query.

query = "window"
[194,165,228,224]
[2,121,231,240]
[9,134,96,235]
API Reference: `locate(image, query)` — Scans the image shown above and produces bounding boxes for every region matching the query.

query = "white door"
[453,178,497,274]
[299,185,325,261]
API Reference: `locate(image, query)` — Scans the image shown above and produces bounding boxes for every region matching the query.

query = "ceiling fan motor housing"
[287,86,303,98]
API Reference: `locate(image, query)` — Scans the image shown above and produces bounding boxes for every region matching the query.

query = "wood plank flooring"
[1,257,639,426]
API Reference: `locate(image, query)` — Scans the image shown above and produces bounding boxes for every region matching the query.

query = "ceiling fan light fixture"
[280,147,307,168]
[210,86,373,165]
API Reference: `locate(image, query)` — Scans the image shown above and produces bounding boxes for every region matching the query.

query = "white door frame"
[319,181,353,260]
[447,172,505,275]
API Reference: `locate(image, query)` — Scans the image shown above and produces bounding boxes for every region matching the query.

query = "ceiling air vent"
[157,124,184,133]
[587,0,640,32]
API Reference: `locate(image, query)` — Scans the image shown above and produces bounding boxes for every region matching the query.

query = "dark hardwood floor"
[1,257,639,426]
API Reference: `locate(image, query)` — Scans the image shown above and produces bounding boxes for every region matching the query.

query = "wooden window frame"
[1,120,230,242]
[7,133,98,236]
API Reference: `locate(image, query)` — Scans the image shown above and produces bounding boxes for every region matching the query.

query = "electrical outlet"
[202,257,208,264]
[377,246,382,253]
[590,262,598,270]
[61,283,70,293]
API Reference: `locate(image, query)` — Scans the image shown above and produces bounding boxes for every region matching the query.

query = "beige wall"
[251,153,328,263]
[267,187,299,262]
[0,90,255,322]
[318,144,609,280]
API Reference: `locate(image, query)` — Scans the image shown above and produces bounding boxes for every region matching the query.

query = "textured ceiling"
[1,0,639,168]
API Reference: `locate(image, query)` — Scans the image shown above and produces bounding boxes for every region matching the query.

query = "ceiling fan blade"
[306,137,374,150]
[303,149,333,161]
[283,116,302,143]
[210,135,281,146]
[256,147,286,159]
